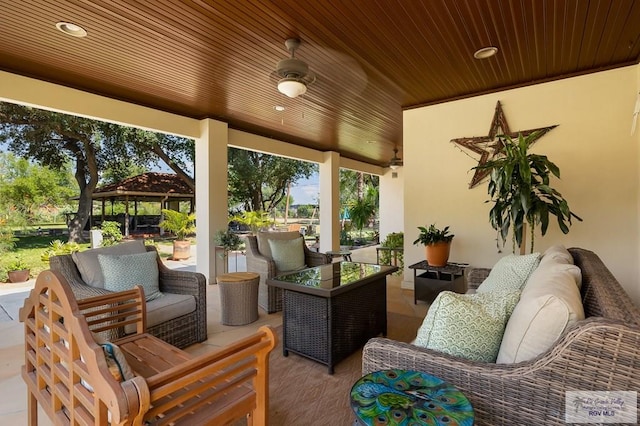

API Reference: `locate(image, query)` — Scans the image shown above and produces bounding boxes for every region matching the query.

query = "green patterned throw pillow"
[414,290,521,362]
[98,250,162,301]
[476,252,541,294]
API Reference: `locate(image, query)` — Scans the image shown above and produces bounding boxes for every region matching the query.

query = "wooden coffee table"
[267,262,397,373]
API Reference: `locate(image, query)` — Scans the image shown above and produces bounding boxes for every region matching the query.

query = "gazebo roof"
[93,172,194,202]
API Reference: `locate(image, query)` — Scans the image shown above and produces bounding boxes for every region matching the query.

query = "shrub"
[100,221,124,246]
[41,239,81,262]
[379,232,404,273]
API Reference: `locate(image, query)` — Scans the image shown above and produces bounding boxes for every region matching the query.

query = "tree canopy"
[228,148,317,212]
[0,152,77,226]
[0,102,194,241]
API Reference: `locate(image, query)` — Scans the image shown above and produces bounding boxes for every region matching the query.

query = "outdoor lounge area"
[0,245,429,425]
[2,2,640,425]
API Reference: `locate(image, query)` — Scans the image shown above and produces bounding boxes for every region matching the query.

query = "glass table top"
[274,262,391,290]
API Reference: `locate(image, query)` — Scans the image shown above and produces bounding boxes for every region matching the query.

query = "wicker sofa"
[245,231,330,313]
[362,248,640,425]
[49,244,207,348]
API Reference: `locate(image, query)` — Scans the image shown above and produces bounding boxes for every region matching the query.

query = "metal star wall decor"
[451,101,558,189]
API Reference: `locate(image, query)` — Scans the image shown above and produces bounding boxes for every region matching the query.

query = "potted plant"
[7,255,30,283]
[159,209,196,260]
[413,224,454,267]
[475,132,582,253]
[215,229,244,272]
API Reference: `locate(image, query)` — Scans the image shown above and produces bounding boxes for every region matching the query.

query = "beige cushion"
[268,237,306,272]
[541,244,574,265]
[124,293,196,334]
[256,231,302,259]
[496,260,584,364]
[72,240,146,288]
[539,247,582,290]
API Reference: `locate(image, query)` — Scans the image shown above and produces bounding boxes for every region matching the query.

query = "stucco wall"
[379,167,404,240]
[403,65,640,305]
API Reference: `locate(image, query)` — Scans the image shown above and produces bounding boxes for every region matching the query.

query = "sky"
[290,173,319,205]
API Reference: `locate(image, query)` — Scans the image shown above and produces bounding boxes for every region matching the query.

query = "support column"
[195,119,228,282]
[319,151,340,252]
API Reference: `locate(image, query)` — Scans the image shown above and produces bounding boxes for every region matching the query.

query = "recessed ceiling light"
[473,46,498,59]
[56,22,87,38]
[274,105,285,112]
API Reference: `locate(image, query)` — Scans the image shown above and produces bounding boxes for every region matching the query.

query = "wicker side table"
[217,272,260,326]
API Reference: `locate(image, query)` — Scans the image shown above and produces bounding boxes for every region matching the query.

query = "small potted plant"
[160,209,196,260]
[413,224,454,267]
[215,229,244,272]
[7,255,30,283]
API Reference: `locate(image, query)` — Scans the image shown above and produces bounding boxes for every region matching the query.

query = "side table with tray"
[408,261,468,304]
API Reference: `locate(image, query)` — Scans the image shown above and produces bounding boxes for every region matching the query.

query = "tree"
[0,102,194,241]
[340,169,379,229]
[227,148,317,212]
[348,185,378,237]
[0,152,77,225]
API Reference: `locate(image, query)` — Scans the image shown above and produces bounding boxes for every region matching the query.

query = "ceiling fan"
[274,38,316,98]
[388,147,403,169]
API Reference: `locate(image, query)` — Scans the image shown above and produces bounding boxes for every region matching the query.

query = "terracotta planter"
[425,242,451,267]
[8,269,30,283]
[172,240,191,260]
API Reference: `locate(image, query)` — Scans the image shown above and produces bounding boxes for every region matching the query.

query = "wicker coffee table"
[267,262,398,374]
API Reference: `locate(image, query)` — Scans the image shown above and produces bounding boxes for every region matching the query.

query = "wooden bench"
[20,270,277,425]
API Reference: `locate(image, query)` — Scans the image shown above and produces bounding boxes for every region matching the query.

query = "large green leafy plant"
[159,209,196,240]
[476,132,582,252]
[230,210,273,234]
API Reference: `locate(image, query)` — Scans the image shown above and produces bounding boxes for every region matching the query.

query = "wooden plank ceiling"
[1,0,639,167]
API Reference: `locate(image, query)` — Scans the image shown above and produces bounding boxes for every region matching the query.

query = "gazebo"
[90,172,194,236]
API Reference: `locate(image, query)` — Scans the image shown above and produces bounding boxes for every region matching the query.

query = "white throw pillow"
[538,246,581,290]
[414,290,521,362]
[72,240,146,288]
[268,237,306,272]
[541,245,573,265]
[496,261,584,364]
[476,253,541,294]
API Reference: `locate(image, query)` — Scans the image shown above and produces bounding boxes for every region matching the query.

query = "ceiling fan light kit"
[389,147,402,169]
[275,38,315,98]
[278,78,307,98]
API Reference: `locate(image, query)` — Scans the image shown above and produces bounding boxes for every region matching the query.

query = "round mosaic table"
[350,369,474,426]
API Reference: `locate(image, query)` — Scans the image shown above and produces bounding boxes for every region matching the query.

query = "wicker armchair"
[362,248,640,425]
[49,245,207,348]
[245,231,330,313]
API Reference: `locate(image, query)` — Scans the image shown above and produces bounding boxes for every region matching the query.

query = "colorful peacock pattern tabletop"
[350,369,474,425]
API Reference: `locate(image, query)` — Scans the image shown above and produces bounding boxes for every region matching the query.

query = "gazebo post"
[124,195,130,237]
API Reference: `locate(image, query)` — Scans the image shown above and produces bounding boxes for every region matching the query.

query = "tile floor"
[0,245,427,424]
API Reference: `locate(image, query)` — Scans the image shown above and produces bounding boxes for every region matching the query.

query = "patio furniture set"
[24,234,638,424]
